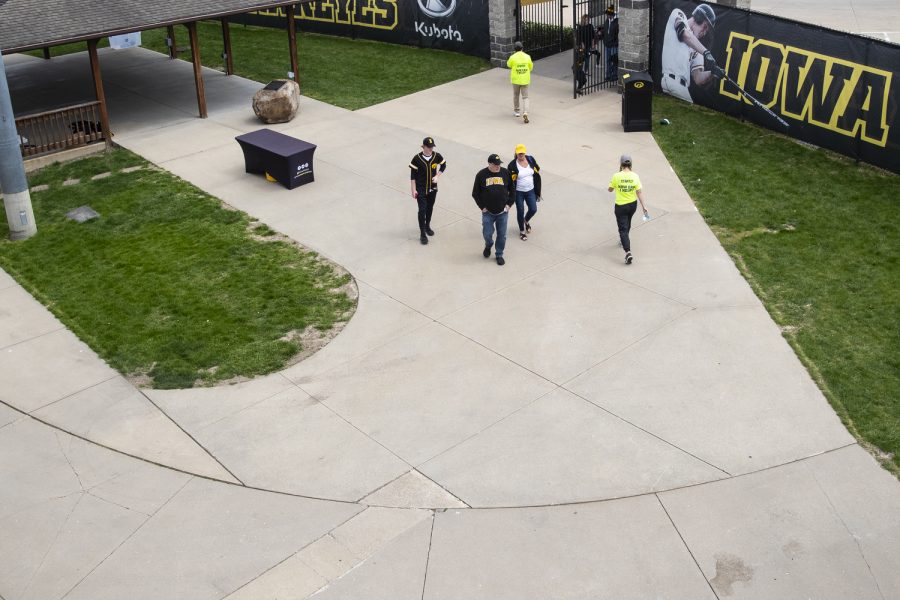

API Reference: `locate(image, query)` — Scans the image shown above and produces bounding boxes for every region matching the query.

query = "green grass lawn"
[0,151,355,389]
[652,93,900,475]
[32,22,490,110]
[10,25,487,390]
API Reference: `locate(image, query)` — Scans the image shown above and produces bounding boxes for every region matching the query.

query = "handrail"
[15,101,107,158]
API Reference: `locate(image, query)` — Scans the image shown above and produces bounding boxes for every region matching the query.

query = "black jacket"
[409,151,446,194]
[472,167,514,214]
[603,15,618,47]
[507,155,542,198]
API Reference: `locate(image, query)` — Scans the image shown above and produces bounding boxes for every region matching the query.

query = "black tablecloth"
[235,129,317,190]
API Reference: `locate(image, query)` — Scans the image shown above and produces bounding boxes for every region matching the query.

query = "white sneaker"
[514,111,521,117]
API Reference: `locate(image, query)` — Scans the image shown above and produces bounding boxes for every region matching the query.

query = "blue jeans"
[482,211,508,258]
[515,189,537,232]
[605,45,618,80]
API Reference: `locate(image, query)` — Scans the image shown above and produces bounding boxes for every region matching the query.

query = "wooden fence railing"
[15,101,107,158]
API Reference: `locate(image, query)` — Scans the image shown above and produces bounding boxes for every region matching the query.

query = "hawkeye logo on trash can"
[634,82,645,89]
[294,163,311,178]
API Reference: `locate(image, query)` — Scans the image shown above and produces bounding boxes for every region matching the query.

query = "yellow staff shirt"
[609,171,642,205]
[507,51,533,85]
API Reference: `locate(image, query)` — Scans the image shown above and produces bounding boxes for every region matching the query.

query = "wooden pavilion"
[0,0,310,159]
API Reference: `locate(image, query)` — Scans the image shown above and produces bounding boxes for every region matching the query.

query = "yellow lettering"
[723,32,891,147]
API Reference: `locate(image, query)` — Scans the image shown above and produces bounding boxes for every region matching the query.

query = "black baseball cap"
[488,153,502,165]
[422,136,436,148]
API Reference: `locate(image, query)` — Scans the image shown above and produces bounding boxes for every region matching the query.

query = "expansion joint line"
[139,390,245,486]
[420,512,437,600]
[655,493,721,600]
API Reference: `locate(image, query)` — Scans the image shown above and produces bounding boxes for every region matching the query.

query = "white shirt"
[516,163,535,192]
[661,9,703,103]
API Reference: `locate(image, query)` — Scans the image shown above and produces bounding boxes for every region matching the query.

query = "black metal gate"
[516,0,569,61]
[571,0,618,97]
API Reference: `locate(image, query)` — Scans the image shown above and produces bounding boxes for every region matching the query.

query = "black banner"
[652,0,900,174]
[231,1,490,59]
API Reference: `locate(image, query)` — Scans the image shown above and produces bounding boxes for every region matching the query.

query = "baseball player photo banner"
[653,0,900,174]
[232,1,491,59]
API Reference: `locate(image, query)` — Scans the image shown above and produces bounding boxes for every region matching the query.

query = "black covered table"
[235,128,316,190]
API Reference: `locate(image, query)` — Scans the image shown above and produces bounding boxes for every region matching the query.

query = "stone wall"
[489,0,517,67]
[618,0,651,76]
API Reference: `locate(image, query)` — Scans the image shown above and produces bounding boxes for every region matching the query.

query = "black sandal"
[519,232,528,241]
[525,222,532,234]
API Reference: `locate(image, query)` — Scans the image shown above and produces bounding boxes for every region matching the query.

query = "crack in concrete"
[59,476,193,600]
[56,431,85,492]
[21,493,83,598]
[86,489,151,517]
[810,468,887,600]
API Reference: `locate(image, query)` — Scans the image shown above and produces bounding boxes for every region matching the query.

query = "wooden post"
[286,4,299,82]
[187,22,208,118]
[42,47,51,60]
[221,17,234,75]
[87,39,113,149]
[166,25,177,59]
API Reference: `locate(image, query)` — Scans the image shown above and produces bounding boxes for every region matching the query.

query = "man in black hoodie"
[472,154,514,265]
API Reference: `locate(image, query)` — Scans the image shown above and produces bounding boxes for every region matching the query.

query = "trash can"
[621,72,653,132]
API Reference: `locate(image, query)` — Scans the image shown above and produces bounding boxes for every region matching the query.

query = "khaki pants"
[512,84,530,115]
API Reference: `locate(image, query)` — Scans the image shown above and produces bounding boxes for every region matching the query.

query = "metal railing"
[15,101,107,158]
[517,0,572,61]
[572,0,618,97]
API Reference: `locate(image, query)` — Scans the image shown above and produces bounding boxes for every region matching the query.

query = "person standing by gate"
[409,136,447,245]
[607,154,648,265]
[507,41,533,123]
[600,5,619,81]
[473,154,514,265]
[507,144,542,241]
[574,13,595,93]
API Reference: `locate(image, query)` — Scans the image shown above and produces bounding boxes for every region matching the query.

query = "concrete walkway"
[1,44,898,599]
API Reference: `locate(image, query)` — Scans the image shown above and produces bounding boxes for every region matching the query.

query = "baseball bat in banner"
[722,74,790,130]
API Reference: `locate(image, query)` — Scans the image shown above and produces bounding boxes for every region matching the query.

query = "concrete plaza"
[2,20,899,600]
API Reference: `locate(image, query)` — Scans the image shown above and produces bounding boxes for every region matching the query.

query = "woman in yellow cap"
[507,144,542,241]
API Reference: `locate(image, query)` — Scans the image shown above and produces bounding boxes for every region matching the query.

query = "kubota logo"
[417,0,457,19]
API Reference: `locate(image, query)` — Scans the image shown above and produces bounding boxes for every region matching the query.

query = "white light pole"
[0,46,37,240]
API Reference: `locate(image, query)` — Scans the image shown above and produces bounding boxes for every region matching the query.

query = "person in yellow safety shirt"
[507,41,534,123]
[607,154,649,265]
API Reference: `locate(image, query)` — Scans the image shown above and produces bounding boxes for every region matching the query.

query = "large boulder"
[252,79,300,124]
